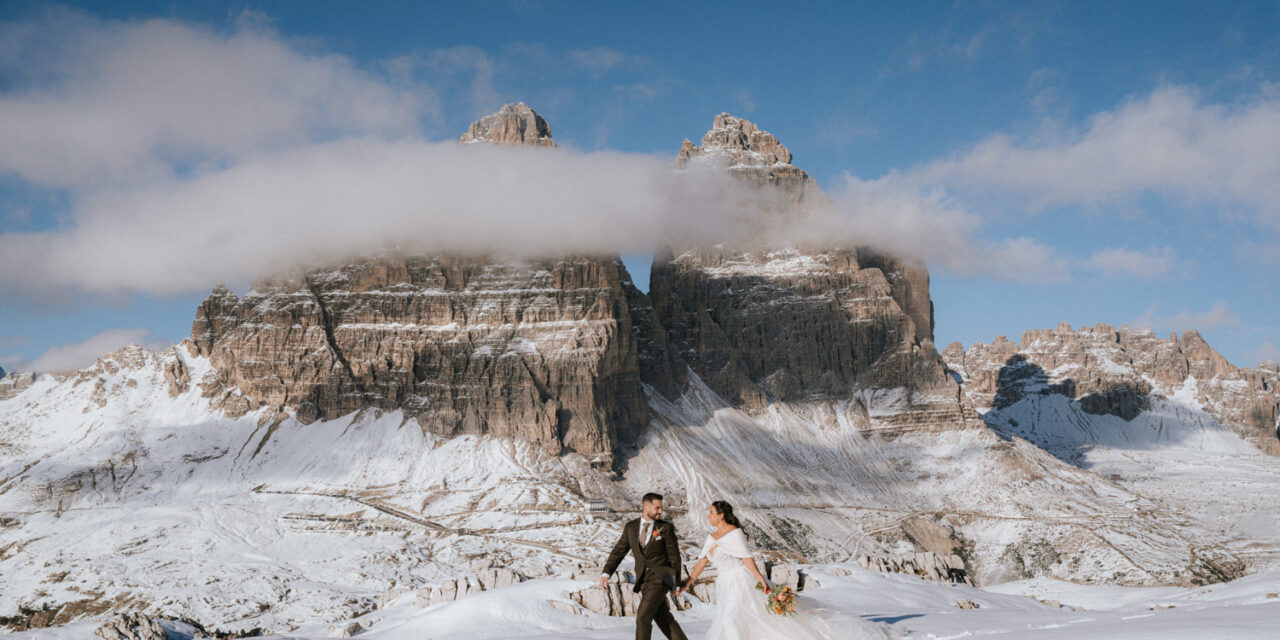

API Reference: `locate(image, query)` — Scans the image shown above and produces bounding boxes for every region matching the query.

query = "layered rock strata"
[459,102,555,147]
[0,370,36,401]
[191,106,644,466]
[191,106,981,470]
[191,256,646,466]
[652,114,965,423]
[413,567,527,608]
[676,113,818,205]
[852,552,973,586]
[944,323,1280,454]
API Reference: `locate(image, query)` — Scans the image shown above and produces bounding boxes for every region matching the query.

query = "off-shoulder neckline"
[710,526,740,542]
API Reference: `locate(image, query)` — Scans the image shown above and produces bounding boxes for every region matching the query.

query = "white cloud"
[1085,246,1177,278]
[5,11,1044,296]
[883,10,1044,76]
[0,335,28,348]
[824,175,1070,281]
[1250,340,1280,365]
[567,47,645,74]
[17,328,170,373]
[417,46,498,118]
[1131,301,1240,334]
[0,9,429,189]
[0,136,848,295]
[613,83,661,101]
[3,10,1269,302]
[909,85,1280,221]
[0,11,847,298]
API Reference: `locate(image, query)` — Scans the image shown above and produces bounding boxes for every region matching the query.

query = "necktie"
[641,521,651,545]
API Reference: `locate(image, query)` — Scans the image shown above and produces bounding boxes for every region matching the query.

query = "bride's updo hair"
[711,500,746,536]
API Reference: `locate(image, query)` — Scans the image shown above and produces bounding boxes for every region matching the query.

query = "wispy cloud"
[907,85,1280,221]
[882,9,1048,76]
[813,111,878,150]
[0,11,821,298]
[414,45,499,119]
[10,328,170,373]
[1131,301,1240,334]
[613,83,662,101]
[567,46,647,74]
[0,9,430,190]
[1084,246,1178,279]
[0,335,29,348]
[825,175,1070,281]
[1250,340,1280,365]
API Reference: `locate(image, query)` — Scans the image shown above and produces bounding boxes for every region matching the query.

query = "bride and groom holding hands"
[599,493,887,640]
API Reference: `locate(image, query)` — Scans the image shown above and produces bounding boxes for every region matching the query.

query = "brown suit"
[602,518,688,640]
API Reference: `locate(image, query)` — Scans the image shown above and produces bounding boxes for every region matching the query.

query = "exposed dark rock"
[652,114,958,412]
[948,323,1280,453]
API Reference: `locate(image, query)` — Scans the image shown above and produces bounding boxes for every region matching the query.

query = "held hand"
[599,575,609,589]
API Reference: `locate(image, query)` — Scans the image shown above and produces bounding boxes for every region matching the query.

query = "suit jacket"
[602,517,682,592]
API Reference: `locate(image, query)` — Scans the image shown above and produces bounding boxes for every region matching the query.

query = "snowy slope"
[621,377,1252,586]
[0,345,621,632]
[3,340,1279,635]
[986,392,1280,574]
[7,564,1279,640]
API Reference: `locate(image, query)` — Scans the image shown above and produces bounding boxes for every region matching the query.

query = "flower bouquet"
[755,582,797,616]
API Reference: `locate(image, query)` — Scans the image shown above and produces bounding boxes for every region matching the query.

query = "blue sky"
[2,1,1279,372]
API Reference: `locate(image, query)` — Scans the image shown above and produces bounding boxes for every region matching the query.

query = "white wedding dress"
[698,528,889,640]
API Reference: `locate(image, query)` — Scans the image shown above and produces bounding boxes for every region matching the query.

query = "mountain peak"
[459,102,555,147]
[675,112,818,209]
[678,112,793,167]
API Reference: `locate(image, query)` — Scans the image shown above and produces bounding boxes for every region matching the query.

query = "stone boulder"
[415,567,528,607]
[94,613,170,640]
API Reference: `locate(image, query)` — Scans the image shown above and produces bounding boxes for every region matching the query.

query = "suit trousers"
[634,574,687,640]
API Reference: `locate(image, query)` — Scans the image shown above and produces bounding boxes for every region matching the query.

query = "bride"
[675,501,890,640]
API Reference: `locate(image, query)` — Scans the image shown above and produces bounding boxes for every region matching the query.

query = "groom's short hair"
[642,492,663,504]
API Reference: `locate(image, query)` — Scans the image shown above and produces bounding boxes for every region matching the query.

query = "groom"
[600,492,688,640]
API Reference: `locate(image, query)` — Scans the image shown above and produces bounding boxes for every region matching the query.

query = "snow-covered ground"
[6,565,1278,639]
[3,343,1279,638]
[987,392,1280,573]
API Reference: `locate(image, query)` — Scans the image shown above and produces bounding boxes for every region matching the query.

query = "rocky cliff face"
[676,113,817,205]
[459,102,555,147]
[0,370,37,401]
[190,107,978,471]
[944,323,1280,454]
[191,106,644,467]
[651,114,961,420]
